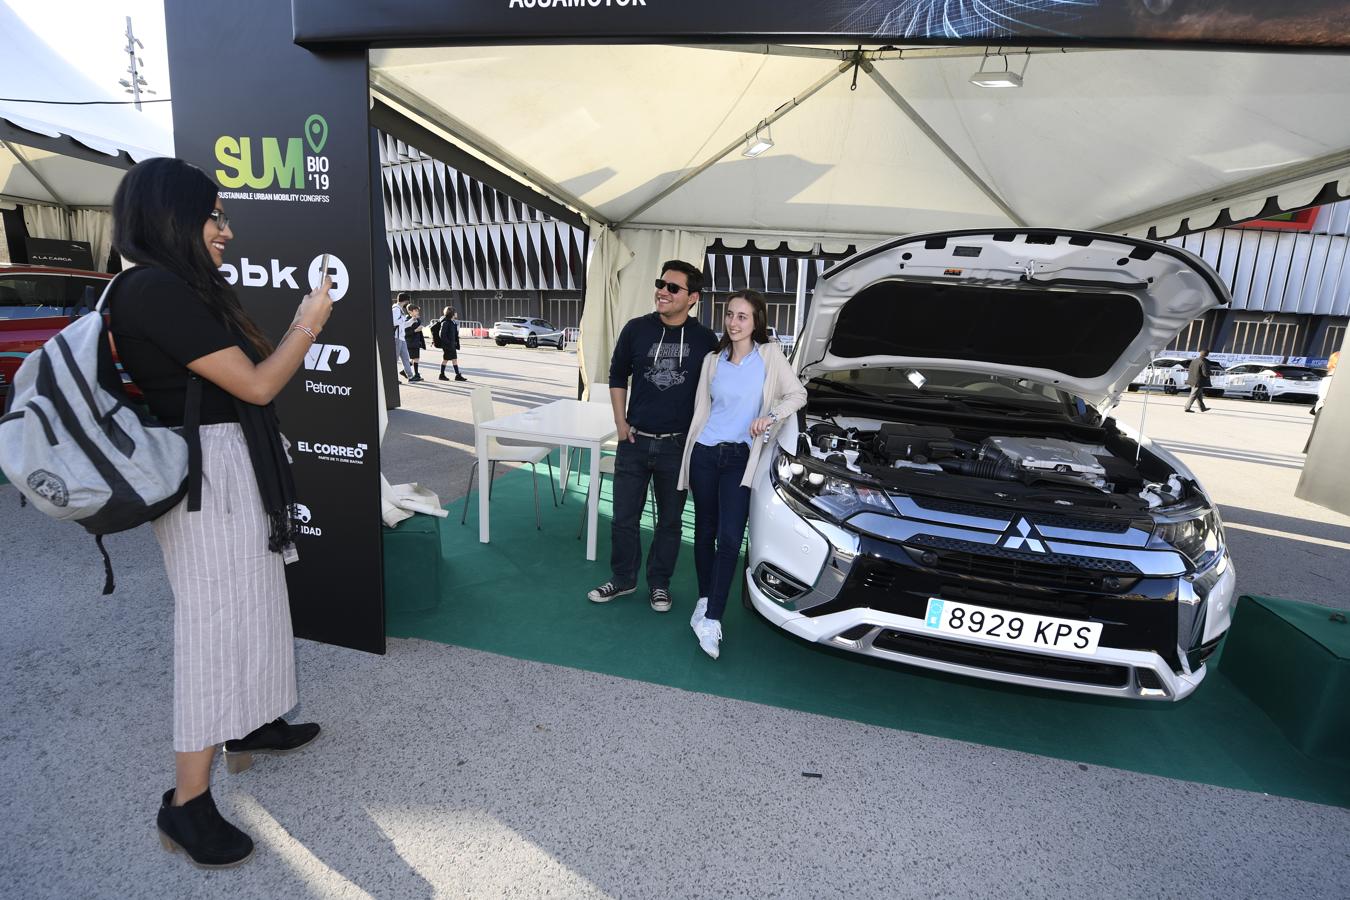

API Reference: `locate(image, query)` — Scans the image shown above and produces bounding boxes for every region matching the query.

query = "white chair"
[460,386,557,530]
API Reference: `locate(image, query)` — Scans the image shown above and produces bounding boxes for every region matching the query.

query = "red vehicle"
[0,264,113,403]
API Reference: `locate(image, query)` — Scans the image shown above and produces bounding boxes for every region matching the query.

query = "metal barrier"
[563,327,581,347]
[457,320,487,338]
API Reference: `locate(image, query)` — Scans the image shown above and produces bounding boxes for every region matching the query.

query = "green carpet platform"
[384,453,1350,809]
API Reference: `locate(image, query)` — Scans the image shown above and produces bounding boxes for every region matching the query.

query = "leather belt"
[631,429,685,440]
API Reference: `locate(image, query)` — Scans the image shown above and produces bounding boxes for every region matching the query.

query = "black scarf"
[230,334,298,553]
[233,396,298,552]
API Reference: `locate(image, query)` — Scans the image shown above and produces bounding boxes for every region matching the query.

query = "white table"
[476,398,617,561]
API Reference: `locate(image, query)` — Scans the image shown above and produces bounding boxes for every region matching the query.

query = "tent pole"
[614,57,859,228]
[2,139,72,215]
[862,66,1027,228]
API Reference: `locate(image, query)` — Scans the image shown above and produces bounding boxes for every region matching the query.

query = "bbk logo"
[295,439,367,465]
[215,113,330,191]
[220,253,348,301]
[998,518,1047,554]
[290,502,322,537]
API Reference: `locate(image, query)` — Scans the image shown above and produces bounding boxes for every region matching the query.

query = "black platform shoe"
[157,788,254,868]
[223,718,322,773]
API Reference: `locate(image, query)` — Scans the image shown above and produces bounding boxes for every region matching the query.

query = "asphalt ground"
[2,339,1347,898]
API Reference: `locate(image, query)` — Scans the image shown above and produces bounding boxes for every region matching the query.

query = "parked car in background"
[0,264,112,402]
[746,229,1235,702]
[489,316,567,349]
[1127,354,1223,396]
[1219,363,1323,402]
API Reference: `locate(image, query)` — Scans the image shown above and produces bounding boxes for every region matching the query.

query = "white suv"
[490,316,567,349]
[745,229,1236,701]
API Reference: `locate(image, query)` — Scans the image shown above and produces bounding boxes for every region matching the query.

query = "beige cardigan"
[677,341,808,490]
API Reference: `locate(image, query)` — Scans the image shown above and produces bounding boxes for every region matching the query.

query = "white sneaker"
[690,597,708,627]
[693,617,722,660]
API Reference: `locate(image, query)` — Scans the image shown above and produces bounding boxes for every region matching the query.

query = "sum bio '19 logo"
[215,114,331,191]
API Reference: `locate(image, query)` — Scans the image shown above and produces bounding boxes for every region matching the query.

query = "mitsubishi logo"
[999,517,1047,553]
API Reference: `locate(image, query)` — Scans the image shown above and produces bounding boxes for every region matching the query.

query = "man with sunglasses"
[588,260,718,613]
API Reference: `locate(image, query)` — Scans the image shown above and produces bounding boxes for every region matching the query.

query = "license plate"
[924,598,1102,655]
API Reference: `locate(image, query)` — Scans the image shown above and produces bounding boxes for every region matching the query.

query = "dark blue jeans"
[610,434,688,590]
[688,441,752,621]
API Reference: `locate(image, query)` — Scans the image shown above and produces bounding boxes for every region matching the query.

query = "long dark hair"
[715,289,771,356]
[111,158,272,358]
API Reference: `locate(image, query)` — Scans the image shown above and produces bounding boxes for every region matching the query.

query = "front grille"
[905,534,1140,592]
[873,630,1131,688]
[906,495,1133,534]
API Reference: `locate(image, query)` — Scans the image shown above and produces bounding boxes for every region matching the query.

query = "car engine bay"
[800,415,1192,514]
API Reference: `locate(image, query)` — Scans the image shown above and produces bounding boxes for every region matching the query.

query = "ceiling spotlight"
[743,121,774,158]
[969,51,1027,88]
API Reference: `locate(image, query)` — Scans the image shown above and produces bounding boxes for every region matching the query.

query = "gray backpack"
[0,273,201,592]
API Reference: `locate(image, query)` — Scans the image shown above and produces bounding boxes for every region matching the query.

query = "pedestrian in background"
[678,289,806,659]
[404,303,426,382]
[109,158,328,869]
[587,260,718,612]
[391,293,415,381]
[1183,350,1212,413]
[436,305,466,381]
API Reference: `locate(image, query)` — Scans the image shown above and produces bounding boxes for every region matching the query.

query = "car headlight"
[774,448,894,521]
[1152,507,1225,569]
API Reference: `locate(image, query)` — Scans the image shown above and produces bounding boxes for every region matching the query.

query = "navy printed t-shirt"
[608,312,718,434]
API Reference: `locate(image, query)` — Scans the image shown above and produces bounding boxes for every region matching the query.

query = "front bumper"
[745,482,1236,701]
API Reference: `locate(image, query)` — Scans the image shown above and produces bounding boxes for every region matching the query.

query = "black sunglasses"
[654,278,695,296]
[208,208,231,231]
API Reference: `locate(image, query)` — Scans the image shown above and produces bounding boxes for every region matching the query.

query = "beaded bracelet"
[289,323,318,342]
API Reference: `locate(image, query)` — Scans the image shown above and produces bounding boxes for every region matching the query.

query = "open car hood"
[796,229,1230,411]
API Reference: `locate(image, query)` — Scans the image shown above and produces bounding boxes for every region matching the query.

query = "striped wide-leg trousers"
[153,423,298,752]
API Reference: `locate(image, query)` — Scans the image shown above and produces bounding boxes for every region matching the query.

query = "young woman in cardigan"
[677,289,806,659]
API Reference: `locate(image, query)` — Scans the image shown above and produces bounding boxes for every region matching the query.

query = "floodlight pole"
[124,17,145,111]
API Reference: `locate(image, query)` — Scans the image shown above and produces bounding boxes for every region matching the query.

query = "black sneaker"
[454,375,468,382]
[650,587,672,613]
[438,374,450,381]
[587,581,635,603]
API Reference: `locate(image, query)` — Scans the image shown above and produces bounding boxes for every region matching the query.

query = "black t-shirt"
[608,312,719,434]
[109,266,243,426]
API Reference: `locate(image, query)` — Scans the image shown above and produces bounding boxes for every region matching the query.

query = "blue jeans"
[610,434,688,590]
[688,441,752,621]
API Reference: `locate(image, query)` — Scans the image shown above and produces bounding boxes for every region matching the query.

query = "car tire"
[1253,384,1270,402]
[526,335,538,349]
[556,339,566,351]
[495,338,506,347]
[1164,382,1179,395]
[1127,384,1140,392]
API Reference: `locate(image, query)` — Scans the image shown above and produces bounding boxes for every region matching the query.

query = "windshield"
[812,367,1080,413]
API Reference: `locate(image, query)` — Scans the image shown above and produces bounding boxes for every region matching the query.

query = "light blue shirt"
[697,345,766,447]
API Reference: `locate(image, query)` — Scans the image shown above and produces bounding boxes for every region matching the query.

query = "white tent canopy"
[370,43,1350,243]
[0,4,170,211]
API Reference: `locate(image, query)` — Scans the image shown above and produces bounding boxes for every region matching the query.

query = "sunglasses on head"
[654,278,695,296]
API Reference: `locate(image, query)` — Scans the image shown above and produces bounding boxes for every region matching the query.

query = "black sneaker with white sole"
[650,587,672,613]
[587,581,635,603]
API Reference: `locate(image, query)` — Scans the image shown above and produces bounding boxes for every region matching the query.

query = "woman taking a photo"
[678,289,806,659]
[109,158,332,868]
